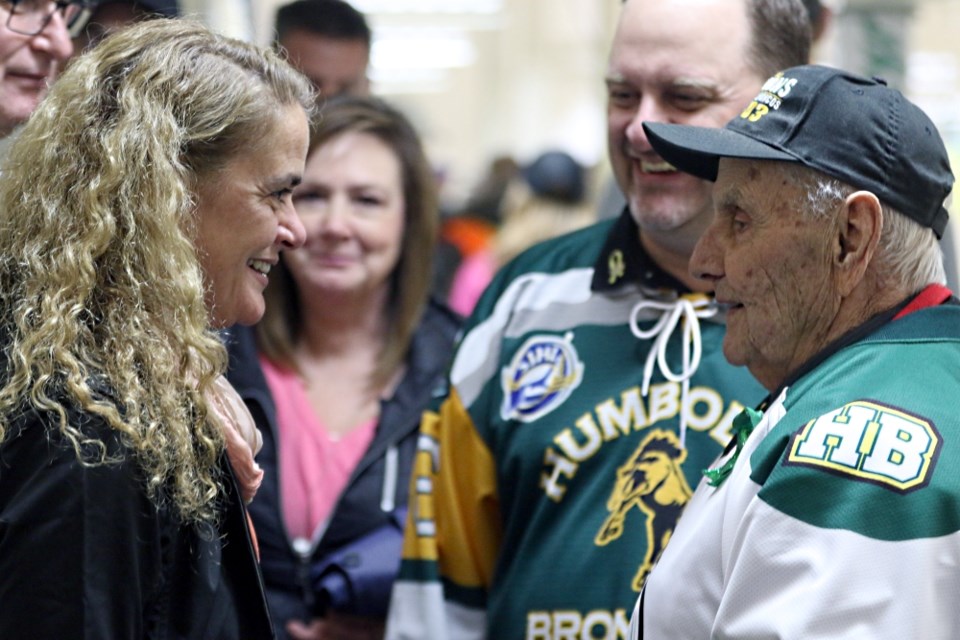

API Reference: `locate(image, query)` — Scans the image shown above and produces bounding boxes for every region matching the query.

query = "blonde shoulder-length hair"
[257,96,439,391]
[0,19,314,524]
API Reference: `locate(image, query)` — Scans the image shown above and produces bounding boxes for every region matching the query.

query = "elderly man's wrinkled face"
[690,159,840,390]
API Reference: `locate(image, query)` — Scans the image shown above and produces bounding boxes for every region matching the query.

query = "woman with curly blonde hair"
[0,18,314,639]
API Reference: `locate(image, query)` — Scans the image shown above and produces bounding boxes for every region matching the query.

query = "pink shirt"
[260,356,377,543]
[447,249,496,317]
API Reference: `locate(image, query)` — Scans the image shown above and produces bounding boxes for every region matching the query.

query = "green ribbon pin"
[703,406,762,487]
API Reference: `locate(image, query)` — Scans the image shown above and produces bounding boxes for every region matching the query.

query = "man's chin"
[0,99,43,136]
[629,203,704,234]
[629,183,711,227]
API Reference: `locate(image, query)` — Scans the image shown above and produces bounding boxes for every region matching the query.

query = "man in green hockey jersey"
[632,64,957,638]
[386,0,812,638]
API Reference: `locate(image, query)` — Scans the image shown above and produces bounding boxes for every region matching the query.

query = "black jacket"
[226,300,460,639]
[0,393,274,639]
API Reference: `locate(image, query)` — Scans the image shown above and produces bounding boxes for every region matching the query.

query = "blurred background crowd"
[189,0,959,290]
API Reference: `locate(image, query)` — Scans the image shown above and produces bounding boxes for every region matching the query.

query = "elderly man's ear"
[834,191,883,297]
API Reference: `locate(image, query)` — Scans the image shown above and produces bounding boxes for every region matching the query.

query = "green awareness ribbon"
[703,406,763,487]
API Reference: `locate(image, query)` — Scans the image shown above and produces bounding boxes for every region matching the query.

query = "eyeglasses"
[3,0,95,38]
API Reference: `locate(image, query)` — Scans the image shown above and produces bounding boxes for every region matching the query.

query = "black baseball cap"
[643,64,954,238]
[523,151,586,204]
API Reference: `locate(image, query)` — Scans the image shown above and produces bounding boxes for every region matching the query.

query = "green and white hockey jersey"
[387,212,764,639]
[634,289,960,639]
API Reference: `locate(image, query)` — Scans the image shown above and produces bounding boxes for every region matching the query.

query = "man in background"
[0,0,81,138]
[386,0,812,638]
[274,0,371,98]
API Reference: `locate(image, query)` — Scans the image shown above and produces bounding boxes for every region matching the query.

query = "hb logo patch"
[787,400,940,493]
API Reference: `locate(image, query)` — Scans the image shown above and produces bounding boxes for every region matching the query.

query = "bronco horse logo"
[595,429,692,591]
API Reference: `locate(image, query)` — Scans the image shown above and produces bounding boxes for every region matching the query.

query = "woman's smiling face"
[286,130,406,300]
[193,104,309,328]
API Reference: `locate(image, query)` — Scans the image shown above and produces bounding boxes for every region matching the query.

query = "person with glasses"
[0,0,91,136]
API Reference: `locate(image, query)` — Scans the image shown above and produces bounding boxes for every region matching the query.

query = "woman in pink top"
[226,96,460,640]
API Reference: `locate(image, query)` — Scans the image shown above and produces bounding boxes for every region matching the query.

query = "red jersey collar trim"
[893,283,953,320]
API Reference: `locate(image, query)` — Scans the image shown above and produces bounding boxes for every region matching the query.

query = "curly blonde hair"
[0,19,314,524]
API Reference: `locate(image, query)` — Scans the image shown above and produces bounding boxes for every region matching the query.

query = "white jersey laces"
[629,295,718,447]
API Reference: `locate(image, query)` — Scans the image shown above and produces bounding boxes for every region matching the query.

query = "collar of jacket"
[590,206,690,294]
[756,285,960,412]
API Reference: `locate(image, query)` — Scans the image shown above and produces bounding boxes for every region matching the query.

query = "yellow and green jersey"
[388,212,764,639]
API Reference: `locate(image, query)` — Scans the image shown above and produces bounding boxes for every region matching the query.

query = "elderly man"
[631,64,956,638]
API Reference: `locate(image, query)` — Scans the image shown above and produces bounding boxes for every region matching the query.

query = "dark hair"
[258,96,439,391]
[801,0,823,24]
[95,0,180,18]
[523,151,586,204]
[274,0,371,47]
[746,0,812,77]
